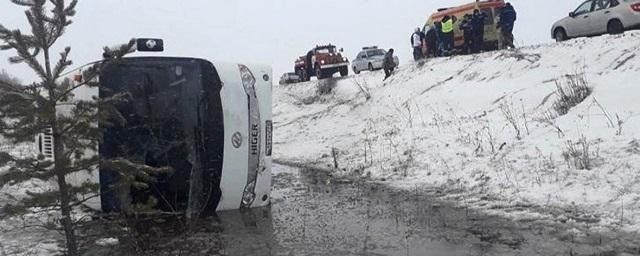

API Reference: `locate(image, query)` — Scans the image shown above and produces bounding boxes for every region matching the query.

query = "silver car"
[552,0,640,42]
[352,47,399,74]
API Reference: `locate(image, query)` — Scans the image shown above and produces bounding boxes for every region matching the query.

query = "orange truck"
[425,0,507,52]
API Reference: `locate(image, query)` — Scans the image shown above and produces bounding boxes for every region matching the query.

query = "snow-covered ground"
[273,32,640,235]
[0,142,63,255]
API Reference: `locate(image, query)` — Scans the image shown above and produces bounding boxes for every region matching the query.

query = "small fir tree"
[0,1,138,254]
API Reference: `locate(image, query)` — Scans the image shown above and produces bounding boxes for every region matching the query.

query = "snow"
[273,32,640,234]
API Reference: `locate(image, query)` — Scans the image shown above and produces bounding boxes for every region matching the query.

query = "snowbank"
[273,32,640,233]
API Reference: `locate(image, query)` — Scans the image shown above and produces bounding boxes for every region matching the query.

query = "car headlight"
[321,60,325,64]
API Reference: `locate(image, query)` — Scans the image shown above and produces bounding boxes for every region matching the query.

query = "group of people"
[411,2,517,60]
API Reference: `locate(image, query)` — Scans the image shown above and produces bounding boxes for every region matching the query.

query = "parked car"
[552,0,640,42]
[352,46,399,74]
[425,0,507,52]
[294,44,349,81]
[279,72,301,85]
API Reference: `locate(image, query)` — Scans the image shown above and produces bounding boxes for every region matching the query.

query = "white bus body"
[41,53,272,214]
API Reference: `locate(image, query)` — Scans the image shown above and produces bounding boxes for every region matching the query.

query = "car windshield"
[367,49,386,57]
[316,47,337,54]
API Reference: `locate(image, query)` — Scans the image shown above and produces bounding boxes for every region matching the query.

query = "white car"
[352,47,399,74]
[552,0,640,42]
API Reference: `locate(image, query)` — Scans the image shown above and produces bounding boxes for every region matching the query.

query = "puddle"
[92,164,640,256]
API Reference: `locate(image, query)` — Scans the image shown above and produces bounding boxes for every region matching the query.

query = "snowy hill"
[273,32,640,234]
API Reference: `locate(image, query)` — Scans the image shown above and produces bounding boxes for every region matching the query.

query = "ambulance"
[425,0,507,51]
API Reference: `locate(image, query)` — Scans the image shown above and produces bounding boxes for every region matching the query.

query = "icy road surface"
[161,164,637,256]
[9,164,639,255]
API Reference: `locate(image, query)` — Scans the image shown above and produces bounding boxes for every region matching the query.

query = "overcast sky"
[0,0,581,82]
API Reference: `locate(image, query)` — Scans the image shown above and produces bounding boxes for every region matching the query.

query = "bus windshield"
[99,57,224,215]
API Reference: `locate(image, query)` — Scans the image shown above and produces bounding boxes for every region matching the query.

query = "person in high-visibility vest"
[440,15,457,56]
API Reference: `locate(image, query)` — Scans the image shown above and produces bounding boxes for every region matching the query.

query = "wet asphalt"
[95,164,640,256]
[211,165,640,256]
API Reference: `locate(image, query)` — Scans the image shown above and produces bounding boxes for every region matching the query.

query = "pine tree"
[0,1,134,255]
[0,69,22,85]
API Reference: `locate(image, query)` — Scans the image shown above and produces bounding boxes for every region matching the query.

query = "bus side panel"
[216,64,250,211]
[246,64,272,208]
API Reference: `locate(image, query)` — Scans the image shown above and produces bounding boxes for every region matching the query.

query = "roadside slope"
[273,32,640,234]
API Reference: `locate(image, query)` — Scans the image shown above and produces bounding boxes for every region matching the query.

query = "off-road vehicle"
[294,44,349,81]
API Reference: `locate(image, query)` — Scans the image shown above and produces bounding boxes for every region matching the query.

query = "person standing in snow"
[383,48,397,81]
[459,14,474,55]
[410,27,425,61]
[471,9,488,54]
[497,2,517,49]
[440,15,457,56]
[424,25,438,58]
[433,21,444,57]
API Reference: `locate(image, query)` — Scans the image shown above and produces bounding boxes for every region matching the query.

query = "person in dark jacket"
[433,21,443,57]
[470,9,488,53]
[383,48,396,80]
[440,15,457,56]
[410,27,425,61]
[459,14,474,55]
[497,2,517,49]
[424,25,438,58]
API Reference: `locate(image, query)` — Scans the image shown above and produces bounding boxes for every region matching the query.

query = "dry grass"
[561,135,599,170]
[553,72,592,116]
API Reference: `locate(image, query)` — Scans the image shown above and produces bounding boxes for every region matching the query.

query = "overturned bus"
[51,39,272,215]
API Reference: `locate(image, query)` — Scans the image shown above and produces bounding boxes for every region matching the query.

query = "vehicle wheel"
[296,69,306,82]
[608,19,624,35]
[368,63,374,72]
[353,66,360,74]
[315,65,324,80]
[340,67,348,77]
[554,28,567,42]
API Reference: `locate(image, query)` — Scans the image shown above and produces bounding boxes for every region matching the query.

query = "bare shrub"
[462,120,497,157]
[535,110,565,138]
[592,97,616,128]
[500,101,523,140]
[561,135,599,170]
[553,72,592,116]
[616,113,625,136]
[352,77,371,100]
